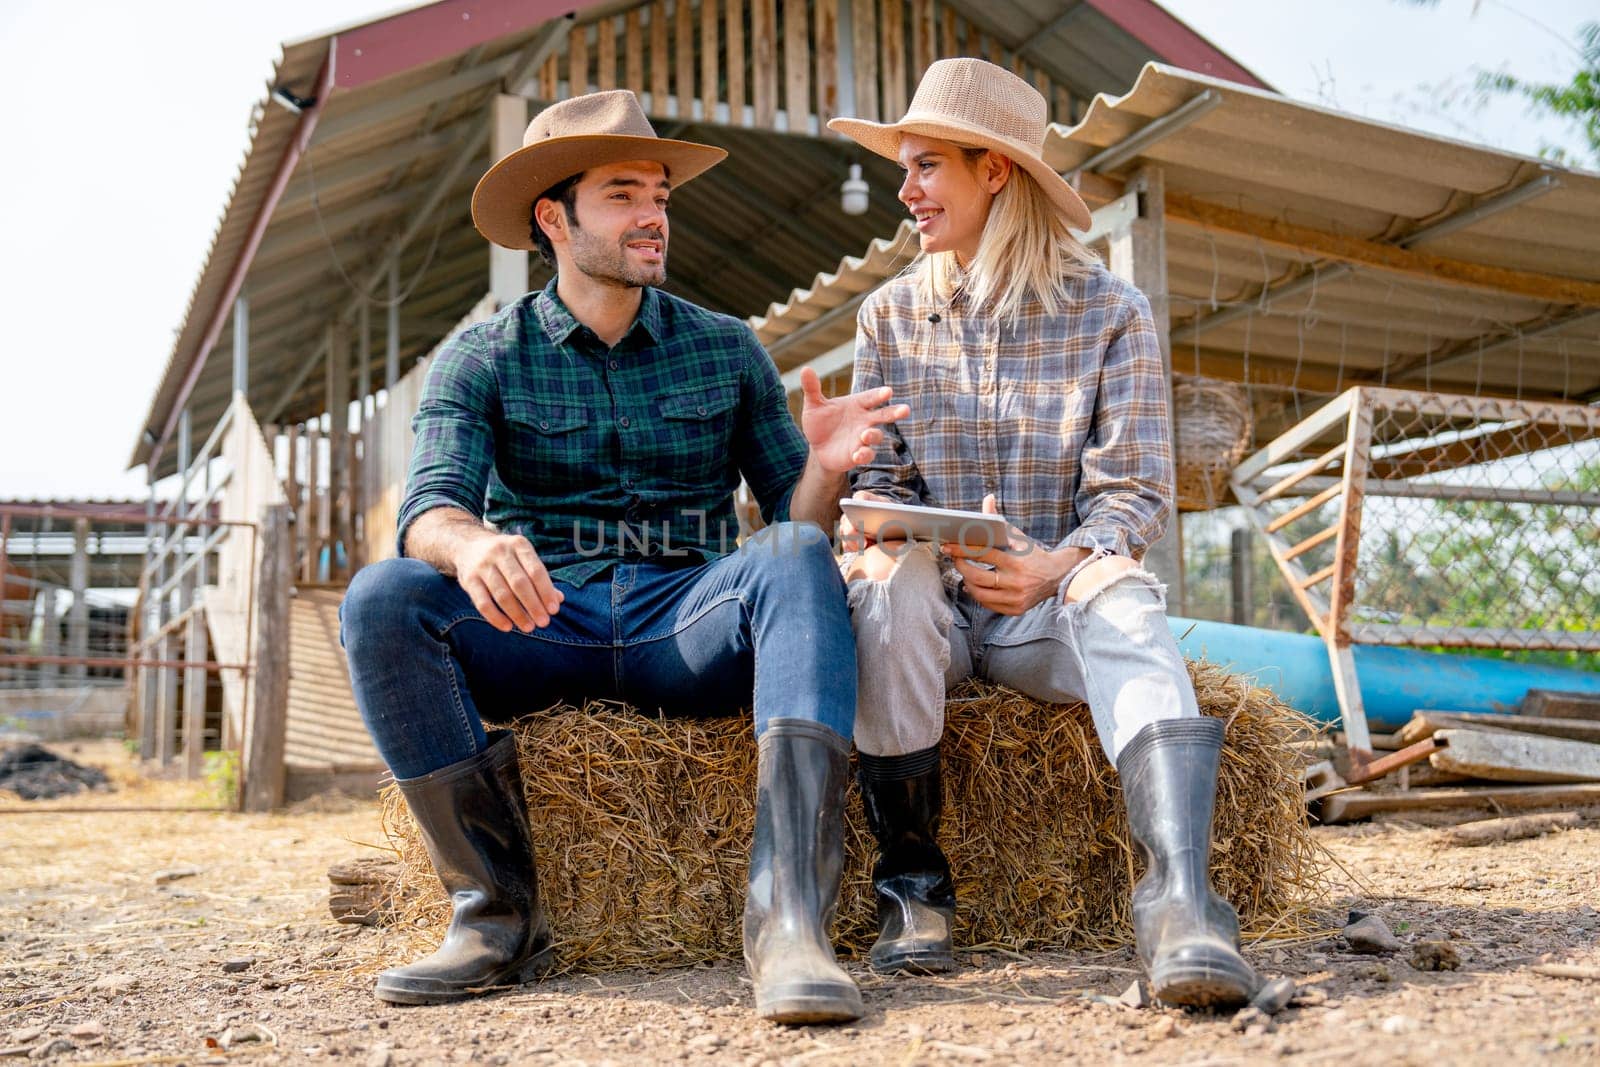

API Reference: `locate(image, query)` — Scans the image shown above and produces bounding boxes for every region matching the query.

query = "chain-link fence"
[1231,387,1600,661]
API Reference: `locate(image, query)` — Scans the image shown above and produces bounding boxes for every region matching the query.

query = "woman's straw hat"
[472,90,727,250]
[828,58,1091,231]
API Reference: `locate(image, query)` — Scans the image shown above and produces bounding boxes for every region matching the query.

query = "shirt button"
[696,405,707,416]
[623,478,634,489]
[609,360,619,371]
[539,420,550,430]
[619,415,631,428]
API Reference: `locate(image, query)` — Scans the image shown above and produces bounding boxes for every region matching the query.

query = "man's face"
[556,160,671,288]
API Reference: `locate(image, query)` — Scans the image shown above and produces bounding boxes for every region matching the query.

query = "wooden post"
[39,573,59,687]
[650,0,670,111]
[939,5,956,56]
[67,517,89,684]
[570,21,590,96]
[850,0,878,122]
[751,0,777,128]
[783,0,810,131]
[675,0,695,117]
[879,0,904,120]
[700,0,718,121]
[910,0,933,77]
[284,424,301,580]
[725,0,745,122]
[625,8,645,97]
[358,301,373,421]
[540,52,559,100]
[1105,166,1184,613]
[385,263,400,390]
[1230,526,1252,626]
[490,94,530,310]
[814,0,839,125]
[327,323,351,582]
[597,15,617,90]
[1328,392,1374,759]
[241,504,291,812]
[232,296,249,397]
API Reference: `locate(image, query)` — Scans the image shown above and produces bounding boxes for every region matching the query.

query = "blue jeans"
[340,522,856,779]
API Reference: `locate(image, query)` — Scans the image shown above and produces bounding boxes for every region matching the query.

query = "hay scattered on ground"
[379,662,1328,972]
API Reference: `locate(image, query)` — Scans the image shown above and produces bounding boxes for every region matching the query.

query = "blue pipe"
[1168,617,1600,730]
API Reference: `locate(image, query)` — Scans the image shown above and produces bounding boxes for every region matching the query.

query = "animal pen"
[120,0,1598,805]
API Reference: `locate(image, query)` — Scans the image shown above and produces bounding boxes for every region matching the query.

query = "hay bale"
[379,662,1326,972]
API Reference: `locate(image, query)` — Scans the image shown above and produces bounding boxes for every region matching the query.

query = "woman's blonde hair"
[917,147,1100,325]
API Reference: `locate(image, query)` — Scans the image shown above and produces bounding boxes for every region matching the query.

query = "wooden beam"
[625,8,645,97]
[725,0,745,121]
[1166,194,1600,307]
[568,19,589,94]
[784,0,811,131]
[596,15,617,90]
[910,0,934,77]
[879,0,905,119]
[851,0,879,122]
[1321,781,1600,823]
[1431,728,1600,784]
[1399,711,1600,747]
[814,0,839,125]
[675,0,695,117]
[650,0,670,108]
[752,0,778,128]
[241,504,291,812]
[700,0,718,121]
[1523,689,1600,720]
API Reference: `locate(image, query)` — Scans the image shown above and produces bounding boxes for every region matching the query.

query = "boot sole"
[870,948,957,975]
[1151,964,1255,1010]
[757,984,864,1025]
[375,945,555,1006]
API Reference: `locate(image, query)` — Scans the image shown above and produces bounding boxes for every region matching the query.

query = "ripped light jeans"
[845,544,1197,763]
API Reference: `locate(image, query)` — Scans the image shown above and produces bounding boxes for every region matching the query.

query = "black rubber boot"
[375,730,553,1005]
[1117,717,1258,1009]
[743,719,864,1024]
[858,746,957,974]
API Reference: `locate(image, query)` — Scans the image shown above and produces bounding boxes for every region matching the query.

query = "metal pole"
[386,261,400,390]
[232,296,250,398]
[1230,527,1252,627]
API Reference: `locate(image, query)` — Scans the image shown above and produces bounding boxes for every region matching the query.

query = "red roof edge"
[1081,0,1272,90]
[334,0,591,90]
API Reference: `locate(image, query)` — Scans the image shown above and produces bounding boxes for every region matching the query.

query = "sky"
[0,0,1592,502]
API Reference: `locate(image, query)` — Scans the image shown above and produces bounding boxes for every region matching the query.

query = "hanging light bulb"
[840,163,869,216]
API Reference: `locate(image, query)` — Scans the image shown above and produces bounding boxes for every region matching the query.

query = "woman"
[829,59,1258,1008]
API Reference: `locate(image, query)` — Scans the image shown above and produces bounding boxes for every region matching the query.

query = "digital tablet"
[839,498,1010,552]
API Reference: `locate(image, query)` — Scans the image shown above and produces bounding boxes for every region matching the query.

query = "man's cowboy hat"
[471,90,727,250]
[828,59,1091,231]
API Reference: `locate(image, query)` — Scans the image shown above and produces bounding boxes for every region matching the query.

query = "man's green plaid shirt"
[396,281,809,586]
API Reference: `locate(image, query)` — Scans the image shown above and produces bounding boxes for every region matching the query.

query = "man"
[340,90,906,1024]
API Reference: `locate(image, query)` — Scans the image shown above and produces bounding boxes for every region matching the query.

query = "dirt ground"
[3,742,1599,1066]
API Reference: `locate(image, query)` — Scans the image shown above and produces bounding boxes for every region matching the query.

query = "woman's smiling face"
[895,134,1010,263]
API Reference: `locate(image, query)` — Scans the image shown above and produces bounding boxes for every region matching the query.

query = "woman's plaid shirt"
[849,264,1173,560]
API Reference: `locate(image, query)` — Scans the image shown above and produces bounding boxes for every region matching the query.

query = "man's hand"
[798,366,910,474]
[452,532,564,633]
[941,495,1088,616]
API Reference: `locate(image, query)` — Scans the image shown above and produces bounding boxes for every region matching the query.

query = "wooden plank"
[910,0,933,77]
[1344,736,1441,784]
[1264,482,1341,534]
[939,4,956,57]
[540,53,558,100]
[851,0,879,122]
[725,0,745,121]
[1522,689,1600,720]
[1054,85,1071,126]
[751,0,777,128]
[879,0,905,120]
[1167,193,1600,307]
[1400,711,1600,747]
[783,0,809,129]
[1320,781,1600,824]
[568,20,589,95]
[1431,728,1600,784]
[676,0,695,117]
[813,0,838,126]
[596,15,616,90]
[650,0,670,108]
[625,8,645,96]
[1327,396,1371,642]
[1444,811,1581,846]
[701,0,718,121]
[241,504,291,812]
[1233,389,1356,485]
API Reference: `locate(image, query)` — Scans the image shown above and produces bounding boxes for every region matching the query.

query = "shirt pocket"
[501,398,593,492]
[653,379,739,487]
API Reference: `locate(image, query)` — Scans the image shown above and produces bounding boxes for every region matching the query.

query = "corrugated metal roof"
[133,2,1273,478]
[753,63,1600,443]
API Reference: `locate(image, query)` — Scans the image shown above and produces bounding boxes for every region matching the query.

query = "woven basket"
[1174,375,1253,512]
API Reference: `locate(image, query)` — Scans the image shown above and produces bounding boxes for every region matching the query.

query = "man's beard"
[567,222,667,288]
